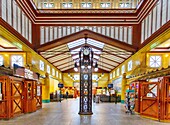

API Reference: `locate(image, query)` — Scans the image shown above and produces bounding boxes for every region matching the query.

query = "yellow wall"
[0,26,63,103]
[63,73,74,87]
[49,77,59,93]
[0,26,62,81]
[110,28,170,83]
[97,73,109,87]
[0,52,26,68]
[146,53,170,68]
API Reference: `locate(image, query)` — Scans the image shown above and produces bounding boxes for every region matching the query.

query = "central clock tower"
[78,38,93,115]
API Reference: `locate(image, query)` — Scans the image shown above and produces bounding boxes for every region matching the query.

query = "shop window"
[149,56,161,68]
[0,55,3,66]
[39,60,44,71]
[81,2,92,8]
[128,60,132,71]
[121,65,125,74]
[47,65,50,74]
[146,84,157,97]
[100,2,111,8]
[11,55,23,67]
[52,68,55,76]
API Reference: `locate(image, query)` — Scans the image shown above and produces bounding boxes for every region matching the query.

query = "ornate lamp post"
[74,35,98,115]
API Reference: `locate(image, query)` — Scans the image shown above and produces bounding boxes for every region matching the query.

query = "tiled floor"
[0,98,169,125]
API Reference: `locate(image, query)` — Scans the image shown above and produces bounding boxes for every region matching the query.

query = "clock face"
[83,48,90,55]
[84,74,88,80]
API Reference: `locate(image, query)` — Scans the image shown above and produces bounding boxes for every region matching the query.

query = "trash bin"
[95,95,99,103]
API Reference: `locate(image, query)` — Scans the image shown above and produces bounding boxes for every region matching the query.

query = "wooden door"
[23,80,33,113]
[164,77,170,120]
[0,78,8,118]
[140,82,160,119]
[35,82,42,109]
[11,77,24,117]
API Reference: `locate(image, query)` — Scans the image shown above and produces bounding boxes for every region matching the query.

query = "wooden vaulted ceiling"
[13,0,158,73]
[37,30,137,72]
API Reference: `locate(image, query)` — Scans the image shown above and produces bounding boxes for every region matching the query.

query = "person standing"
[66,91,68,99]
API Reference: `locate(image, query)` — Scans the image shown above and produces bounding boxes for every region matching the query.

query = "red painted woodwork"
[140,81,159,119]
[0,76,24,119]
[136,76,170,121]
[34,82,42,110]
[23,80,42,113]
[0,76,42,119]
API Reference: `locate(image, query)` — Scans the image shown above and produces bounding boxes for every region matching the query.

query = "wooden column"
[32,24,40,50]
[132,24,141,50]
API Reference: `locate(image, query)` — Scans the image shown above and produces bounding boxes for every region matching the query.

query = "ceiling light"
[81,65,85,69]
[94,62,98,72]
[88,65,91,69]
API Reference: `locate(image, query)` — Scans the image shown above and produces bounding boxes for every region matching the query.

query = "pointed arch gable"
[37,29,137,52]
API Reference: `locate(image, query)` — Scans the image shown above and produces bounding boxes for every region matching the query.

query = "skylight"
[67,39,85,49]
[92,48,102,54]
[70,48,81,54]
[87,39,104,49]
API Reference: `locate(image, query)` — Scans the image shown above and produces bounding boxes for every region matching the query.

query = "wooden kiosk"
[131,76,170,121]
[0,66,42,119]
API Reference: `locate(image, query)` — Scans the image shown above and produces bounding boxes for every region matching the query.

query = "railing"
[31,0,143,9]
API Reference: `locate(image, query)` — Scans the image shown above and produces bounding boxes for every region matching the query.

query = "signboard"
[58,83,64,88]
[25,68,33,79]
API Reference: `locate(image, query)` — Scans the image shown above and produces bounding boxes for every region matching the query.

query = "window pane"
[149,56,161,67]
[11,55,23,67]
[47,65,50,74]
[0,56,4,66]
[39,60,44,71]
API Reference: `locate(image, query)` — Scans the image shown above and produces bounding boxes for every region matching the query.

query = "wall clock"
[83,48,90,55]
[84,74,88,80]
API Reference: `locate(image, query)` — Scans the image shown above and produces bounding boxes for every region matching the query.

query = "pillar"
[121,73,127,103]
[42,73,50,103]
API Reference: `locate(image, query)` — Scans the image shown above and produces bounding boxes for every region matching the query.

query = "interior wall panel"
[40,26,133,45]
[161,0,167,25]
